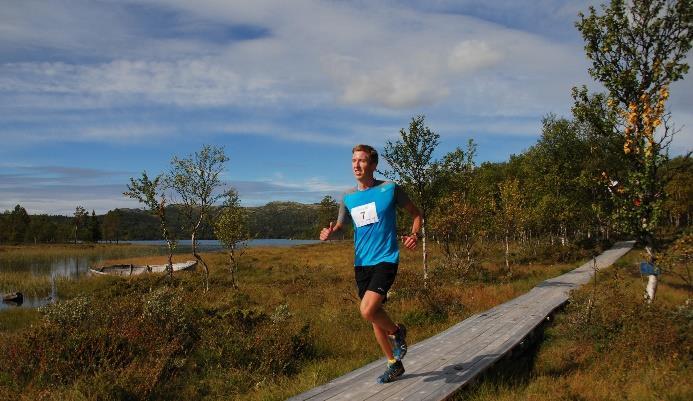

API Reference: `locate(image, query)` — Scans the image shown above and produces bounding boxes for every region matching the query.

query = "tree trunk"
[465,234,471,263]
[645,275,658,302]
[422,217,428,286]
[644,245,658,303]
[504,231,510,274]
[228,246,238,289]
[190,212,209,292]
[166,240,174,279]
[191,227,210,292]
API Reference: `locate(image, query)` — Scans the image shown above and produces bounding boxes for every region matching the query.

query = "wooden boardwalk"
[288,241,635,401]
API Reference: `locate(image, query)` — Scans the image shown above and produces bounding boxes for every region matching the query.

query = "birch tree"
[496,178,526,276]
[214,189,249,289]
[577,0,693,302]
[72,206,87,244]
[382,115,441,284]
[168,145,229,291]
[124,172,177,278]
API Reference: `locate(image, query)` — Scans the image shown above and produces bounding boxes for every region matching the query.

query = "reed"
[0,271,52,297]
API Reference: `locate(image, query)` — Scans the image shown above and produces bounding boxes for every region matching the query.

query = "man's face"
[352,150,376,180]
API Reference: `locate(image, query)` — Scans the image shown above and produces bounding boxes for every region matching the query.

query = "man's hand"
[401,233,418,250]
[320,221,335,241]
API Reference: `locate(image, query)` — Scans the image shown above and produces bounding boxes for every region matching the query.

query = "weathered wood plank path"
[288,241,635,401]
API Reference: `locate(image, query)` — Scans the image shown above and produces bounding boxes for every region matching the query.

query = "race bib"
[351,202,379,227]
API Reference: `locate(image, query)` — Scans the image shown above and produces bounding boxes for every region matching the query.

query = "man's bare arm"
[401,201,421,250]
[320,221,343,241]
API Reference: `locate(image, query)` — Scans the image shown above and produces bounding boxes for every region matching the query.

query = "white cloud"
[0,59,280,107]
[331,61,452,108]
[0,0,690,153]
[0,0,591,113]
[448,40,503,73]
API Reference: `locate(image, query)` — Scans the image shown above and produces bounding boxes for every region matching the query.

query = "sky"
[1,0,691,215]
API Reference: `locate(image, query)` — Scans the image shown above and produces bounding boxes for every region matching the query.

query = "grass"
[0,238,674,400]
[452,236,692,401]
[0,271,53,298]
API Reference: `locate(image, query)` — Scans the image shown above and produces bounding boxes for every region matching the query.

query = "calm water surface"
[0,239,320,310]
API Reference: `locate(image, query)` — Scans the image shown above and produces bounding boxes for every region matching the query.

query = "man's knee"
[359,293,383,321]
[360,302,378,321]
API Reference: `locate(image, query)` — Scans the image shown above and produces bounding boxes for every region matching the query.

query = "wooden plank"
[373,308,543,401]
[327,289,555,401]
[286,241,634,401]
[303,312,511,401]
[288,314,493,401]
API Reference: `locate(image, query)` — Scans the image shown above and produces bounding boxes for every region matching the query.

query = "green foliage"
[214,189,249,249]
[168,145,229,248]
[382,114,440,215]
[382,114,444,282]
[576,0,693,251]
[246,201,320,239]
[24,214,59,244]
[124,171,177,276]
[662,156,693,228]
[317,195,338,230]
[8,205,30,243]
[102,208,122,242]
[214,189,250,287]
[168,145,228,211]
[168,145,230,290]
[88,210,101,243]
[72,205,88,244]
[577,0,692,105]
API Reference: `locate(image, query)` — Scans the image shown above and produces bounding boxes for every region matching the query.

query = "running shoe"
[391,323,407,360]
[376,360,405,384]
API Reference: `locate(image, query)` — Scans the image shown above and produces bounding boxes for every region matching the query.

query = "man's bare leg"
[360,290,398,358]
[372,323,394,359]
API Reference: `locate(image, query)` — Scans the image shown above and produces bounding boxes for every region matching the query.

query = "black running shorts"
[355,262,398,300]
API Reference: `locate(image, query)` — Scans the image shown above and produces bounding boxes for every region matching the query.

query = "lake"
[0,239,321,310]
[118,239,321,251]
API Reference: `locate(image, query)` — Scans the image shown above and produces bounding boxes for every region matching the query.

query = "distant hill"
[105,201,322,240]
[0,202,325,243]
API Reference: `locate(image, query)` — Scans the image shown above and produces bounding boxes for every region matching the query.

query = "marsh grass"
[0,240,639,400]
[0,271,53,297]
[452,242,692,401]
[0,307,41,333]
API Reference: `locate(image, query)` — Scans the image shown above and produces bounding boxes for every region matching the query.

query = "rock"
[2,292,23,302]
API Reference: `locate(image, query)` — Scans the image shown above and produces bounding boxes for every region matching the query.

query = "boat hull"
[90,261,197,276]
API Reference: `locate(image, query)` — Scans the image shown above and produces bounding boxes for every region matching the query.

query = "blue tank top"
[338,181,410,266]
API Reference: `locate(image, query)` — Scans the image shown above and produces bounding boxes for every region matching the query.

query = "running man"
[320,144,422,384]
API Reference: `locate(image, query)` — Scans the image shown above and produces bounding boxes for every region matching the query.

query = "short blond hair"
[352,144,378,165]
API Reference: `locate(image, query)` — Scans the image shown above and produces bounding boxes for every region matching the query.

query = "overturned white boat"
[89,260,197,276]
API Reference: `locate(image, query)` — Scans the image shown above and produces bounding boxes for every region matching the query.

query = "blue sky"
[1,0,691,215]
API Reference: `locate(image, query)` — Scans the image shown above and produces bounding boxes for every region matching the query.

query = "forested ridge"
[0,201,323,242]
